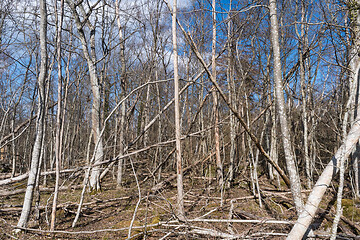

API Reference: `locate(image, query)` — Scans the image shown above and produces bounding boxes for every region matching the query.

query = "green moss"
[150,215,161,225]
[322,218,333,231]
[204,165,216,178]
[279,180,287,188]
[338,199,360,222]
[55,209,66,218]
[89,188,102,195]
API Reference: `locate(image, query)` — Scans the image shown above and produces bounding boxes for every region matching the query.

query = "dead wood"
[0,184,82,197]
[340,215,360,234]
[0,196,132,212]
[234,210,261,220]
[188,218,293,224]
[0,167,81,186]
[150,144,227,193]
[0,102,57,148]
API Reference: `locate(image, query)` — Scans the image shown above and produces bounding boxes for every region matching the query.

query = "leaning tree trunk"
[287,116,360,239]
[269,0,303,214]
[331,1,360,236]
[16,0,48,231]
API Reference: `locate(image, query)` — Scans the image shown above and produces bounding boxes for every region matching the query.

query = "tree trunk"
[349,0,360,199]
[287,117,360,239]
[295,0,312,189]
[172,0,185,220]
[16,0,48,230]
[269,0,303,214]
[227,21,236,187]
[50,0,64,231]
[211,0,223,192]
[66,0,103,191]
[115,0,127,188]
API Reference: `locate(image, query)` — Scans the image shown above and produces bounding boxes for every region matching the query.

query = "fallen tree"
[0,168,80,186]
[287,118,360,239]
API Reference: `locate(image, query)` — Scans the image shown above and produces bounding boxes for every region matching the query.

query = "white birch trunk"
[50,0,64,231]
[172,0,185,220]
[211,0,223,191]
[66,0,103,191]
[115,0,127,188]
[16,0,47,230]
[350,0,360,199]
[269,0,303,214]
[287,117,360,239]
[295,1,312,189]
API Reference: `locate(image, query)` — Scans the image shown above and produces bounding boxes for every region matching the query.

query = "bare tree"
[348,0,360,199]
[295,0,312,189]
[66,0,104,191]
[227,0,236,187]
[331,1,360,237]
[16,0,48,230]
[287,116,360,239]
[211,0,224,196]
[115,0,127,188]
[50,0,65,231]
[269,0,303,214]
[171,0,185,220]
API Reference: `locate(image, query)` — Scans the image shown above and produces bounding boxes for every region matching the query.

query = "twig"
[188,218,293,224]
[197,208,218,219]
[11,222,165,235]
[128,156,141,238]
[189,225,241,239]
[228,199,235,234]
[159,225,182,240]
[71,168,90,228]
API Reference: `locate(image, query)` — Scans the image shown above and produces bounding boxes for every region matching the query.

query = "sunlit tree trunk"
[211,0,223,192]
[295,0,312,189]
[50,0,64,231]
[349,0,360,199]
[66,0,103,191]
[269,0,303,214]
[227,1,236,187]
[287,117,360,240]
[331,1,360,237]
[115,0,127,188]
[171,0,185,220]
[16,0,48,230]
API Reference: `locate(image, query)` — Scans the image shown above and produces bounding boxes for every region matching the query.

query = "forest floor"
[0,166,359,239]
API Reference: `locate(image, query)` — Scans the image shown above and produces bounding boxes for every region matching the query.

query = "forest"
[1,0,360,239]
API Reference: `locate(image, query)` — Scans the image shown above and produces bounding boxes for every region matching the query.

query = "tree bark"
[66,0,104,191]
[172,0,185,220]
[115,0,127,188]
[269,0,303,214]
[211,0,223,192]
[50,0,64,231]
[349,0,360,199]
[287,117,360,239]
[295,0,312,189]
[16,0,48,230]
